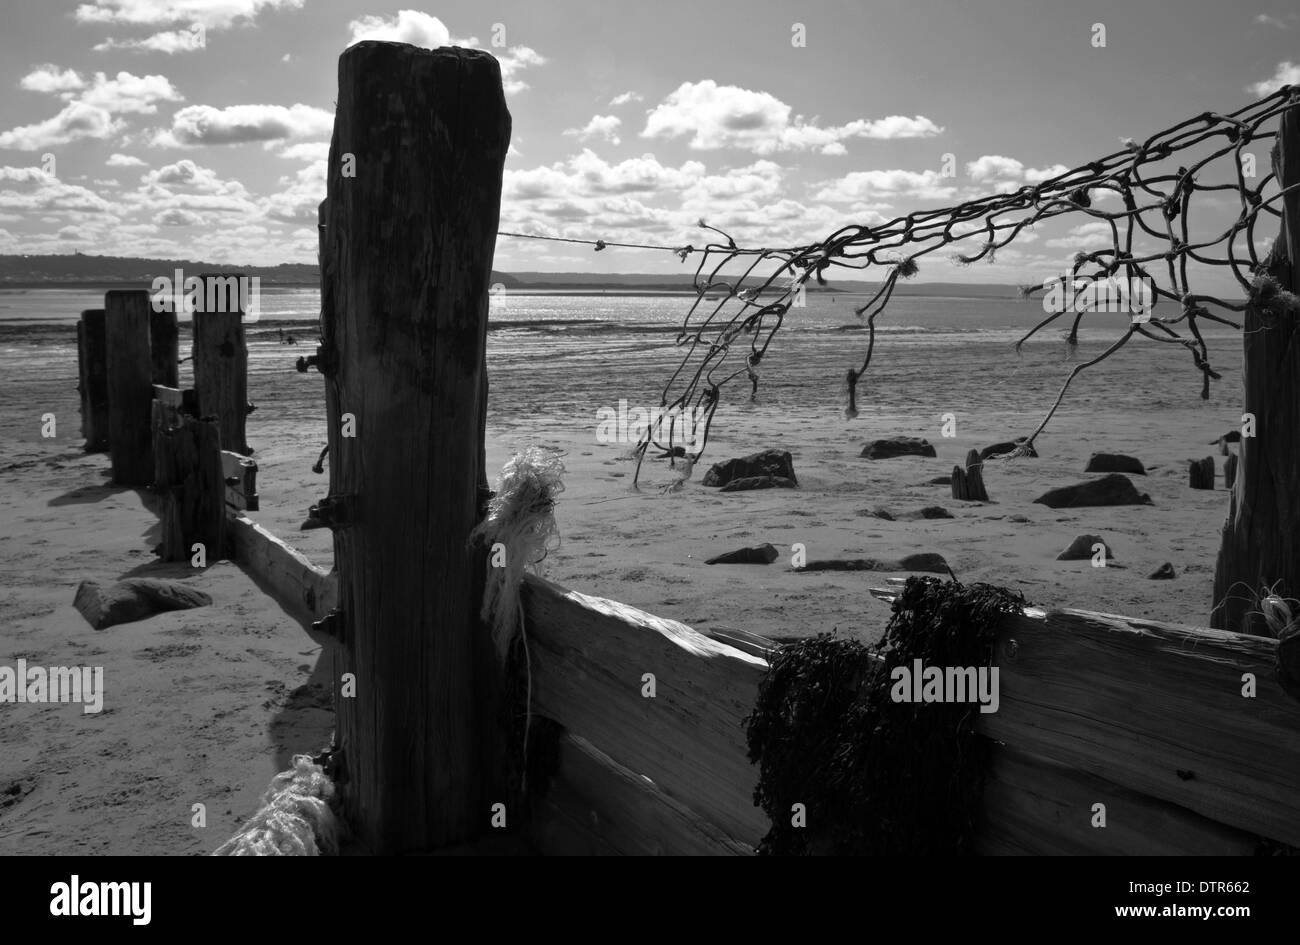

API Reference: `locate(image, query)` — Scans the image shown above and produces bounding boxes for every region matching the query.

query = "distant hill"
[0,254,1020,298]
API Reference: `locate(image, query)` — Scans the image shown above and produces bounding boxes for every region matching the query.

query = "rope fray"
[471,447,566,661]
[211,754,340,856]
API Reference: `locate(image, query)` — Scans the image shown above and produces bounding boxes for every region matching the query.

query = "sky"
[0,0,1296,285]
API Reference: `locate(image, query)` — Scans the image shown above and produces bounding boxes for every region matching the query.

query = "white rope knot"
[211,754,339,856]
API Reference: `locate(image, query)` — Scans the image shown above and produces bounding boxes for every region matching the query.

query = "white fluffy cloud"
[75,0,303,28]
[610,91,643,107]
[813,169,957,203]
[107,152,147,167]
[20,66,86,94]
[154,103,333,146]
[564,115,621,145]
[1247,61,1300,96]
[642,80,942,154]
[965,155,1069,191]
[76,72,184,115]
[94,30,203,54]
[0,102,123,150]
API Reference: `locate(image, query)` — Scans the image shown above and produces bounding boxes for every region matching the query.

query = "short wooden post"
[150,305,179,387]
[952,449,988,501]
[1224,452,1238,490]
[1189,456,1215,490]
[104,290,154,485]
[192,273,249,455]
[321,41,511,854]
[154,411,224,564]
[76,308,109,452]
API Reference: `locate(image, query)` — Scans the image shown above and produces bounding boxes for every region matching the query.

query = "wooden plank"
[977,744,1259,856]
[192,274,249,455]
[104,290,154,485]
[522,574,769,846]
[76,309,109,453]
[981,607,1300,846]
[153,384,182,408]
[220,450,258,512]
[226,513,336,621]
[530,733,753,856]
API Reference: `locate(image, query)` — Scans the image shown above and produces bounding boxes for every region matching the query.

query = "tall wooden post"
[150,306,179,387]
[192,273,249,455]
[320,42,511,854]
[1212,100,1300,635]
[76,308,109,452]
[104,290,154,485]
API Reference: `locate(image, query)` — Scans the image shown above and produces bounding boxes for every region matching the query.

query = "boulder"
[74,578,212,630]
[1056,534,1115,561]
[860,436,936,460]
[1149,562,1177,580]
[706,543,780,565]
[980,438,1038,460]
[1034,474,1153,509]
[1085,452,1147,475]
[719,475,797,492]
[702,449,797,487]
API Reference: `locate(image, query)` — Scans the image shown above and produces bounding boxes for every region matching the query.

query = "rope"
[497,230,694,255]
[211,754,339,856]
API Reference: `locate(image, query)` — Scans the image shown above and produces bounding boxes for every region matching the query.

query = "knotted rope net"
[615,86,1300,484]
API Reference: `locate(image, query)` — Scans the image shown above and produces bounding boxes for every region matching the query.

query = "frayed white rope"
[211,754,339,856]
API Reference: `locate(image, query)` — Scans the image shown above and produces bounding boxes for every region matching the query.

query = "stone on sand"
[1085,452,1147,475]
[74,578,212,630]
[705,543,780,565]
[1056,534,1115,561]
[1034,473,1153,509]
[719,475,798,492]
[795,552,949,574]
[860,436,937,460]
[1149,562,1177,580]
[702,449,797,487]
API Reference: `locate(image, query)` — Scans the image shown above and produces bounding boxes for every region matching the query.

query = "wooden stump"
[321,41,511,854]
[150,306,179,387]
[1213,104,1300,635]
[154,415,224,563]
[192,274,249,455]
[1189,456,1215,490]
[952,449,988,501]
[104,290,154,485]
[1224,453,1238,490]
[76,308,109,453]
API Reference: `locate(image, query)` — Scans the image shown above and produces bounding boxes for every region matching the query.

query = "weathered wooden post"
[104,290,154,485]
[1213,100,1300,634]
[1189,456,1215,490]
[1223,452,1238,490]
[154,413,225,564]
[951,449,988,501]
[76,308,109,452]
[150,305,179,388]
[192,273,249,455]
[318,42,511,854]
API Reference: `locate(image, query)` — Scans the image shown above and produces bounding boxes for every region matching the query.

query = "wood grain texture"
[76,309,109,452]
[104,290,153,485]
[321,42,511,853]
[192,274,248,455]
[150,307,178,387]
[226,513,336,622]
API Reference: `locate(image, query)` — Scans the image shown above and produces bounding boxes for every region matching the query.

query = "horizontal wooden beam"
[226,513,335,622]
[220,450,258,512]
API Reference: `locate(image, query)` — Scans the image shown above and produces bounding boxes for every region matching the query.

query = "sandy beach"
[0,299,1246,854]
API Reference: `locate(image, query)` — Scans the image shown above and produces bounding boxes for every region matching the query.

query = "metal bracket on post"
[308,493,357,529]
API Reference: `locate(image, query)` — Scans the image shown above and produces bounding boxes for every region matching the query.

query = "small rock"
[1008,514,1031,523]
[796,553,949,574]
[1056,534,1115,561]
[74,578,212,630]
[866,506,895,521]
[719,475,798,492]
[917,506,954,519]
[928,475,952,485]
[1034,474,1153,509]
[980,438,1037,460]
[706,544,780,565]
[860,436,937,460]
[1085,452,1147,475]
[703,449,797,487]
[1149,562,1177,580]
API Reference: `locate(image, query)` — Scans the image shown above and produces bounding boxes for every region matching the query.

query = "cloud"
[20,65,86,94]
[154,103,333,146]
[75,71,184,114]
[264,160,325,224]
[107,152,146,166]
[1254,13,1293,29]
[75,0,303,28]
[94,29,204,54]
[344,11,545,94]
[610,91,643,107]
[813,169,957,203]
[564,115,621,145]
[1247,61,1300,96]
[642,80,942,154]
[0,166,117,214]
[276,141,329,162]
[965,155,1069,191]
[0,102,123,150]
[156,208,204,226]
[142,159,246,195]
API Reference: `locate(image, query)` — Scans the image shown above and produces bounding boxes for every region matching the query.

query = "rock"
[1210,430,1241,455]
[706,543,780,565]
[860,436,937,459]
[74,578,212,630]
[917,506,954,519]
[1056,534,1115,561]
[1085,452,1147,475]
[1034,474,1153,509]
[702,449,797,487]
[718,475,797,492]
[865,506,895,521]
[928,475,952,485]
[980,438,1037,460]
[796,552,949,574]
[858,506,951,521]
[1149,562,1177,580]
